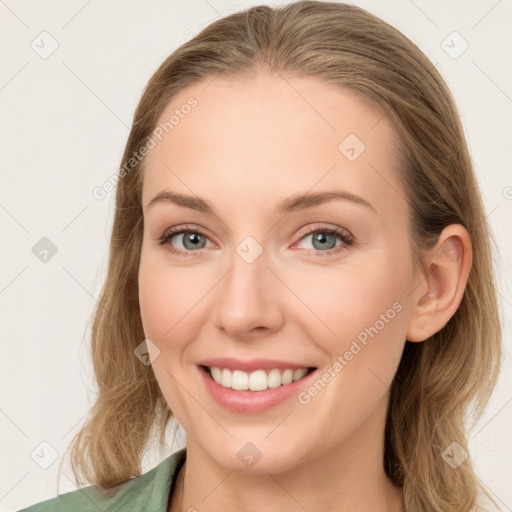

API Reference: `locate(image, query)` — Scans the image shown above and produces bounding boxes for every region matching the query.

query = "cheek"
[286,259,408,439]
[288,253,409,370]
[138,252,205,419]
[138,247,183,344]
[138,249,213,352]
[138,262,169,341]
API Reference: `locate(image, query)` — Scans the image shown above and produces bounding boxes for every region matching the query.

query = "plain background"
[1,1,510,510]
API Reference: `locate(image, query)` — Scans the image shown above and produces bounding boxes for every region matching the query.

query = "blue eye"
[157,226,213,256]
[296,225,354,255]
[157,224,355,258]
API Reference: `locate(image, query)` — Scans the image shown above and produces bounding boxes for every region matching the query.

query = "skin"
[137,69,472,512]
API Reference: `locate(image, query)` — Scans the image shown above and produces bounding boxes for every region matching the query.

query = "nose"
[214,246,285,340]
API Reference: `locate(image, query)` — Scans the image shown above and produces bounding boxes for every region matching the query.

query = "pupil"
[314,232,335,250]
[184,233,203,249]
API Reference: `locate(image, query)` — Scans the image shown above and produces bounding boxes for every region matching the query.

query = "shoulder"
[17,448,187,512]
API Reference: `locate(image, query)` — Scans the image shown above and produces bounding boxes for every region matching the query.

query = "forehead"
[141,71,406,221]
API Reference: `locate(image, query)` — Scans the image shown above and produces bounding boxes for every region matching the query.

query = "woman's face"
[138,70,421,473]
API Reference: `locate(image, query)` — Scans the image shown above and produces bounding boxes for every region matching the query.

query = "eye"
[293,225,355,257]
[157,224,213,257]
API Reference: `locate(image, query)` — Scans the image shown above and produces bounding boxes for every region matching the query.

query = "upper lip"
[198,357,316,373]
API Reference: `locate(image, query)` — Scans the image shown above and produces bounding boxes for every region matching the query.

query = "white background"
[0,1,511,511]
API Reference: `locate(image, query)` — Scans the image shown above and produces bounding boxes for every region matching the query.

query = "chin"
[200,436,308,475]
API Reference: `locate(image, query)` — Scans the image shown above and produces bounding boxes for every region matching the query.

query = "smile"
[197,357,318,413]
[204,366,314,391]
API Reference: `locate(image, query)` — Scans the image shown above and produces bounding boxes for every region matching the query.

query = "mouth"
[200,365,317,392]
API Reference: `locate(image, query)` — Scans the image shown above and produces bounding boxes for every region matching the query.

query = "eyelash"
[156,224,355,258]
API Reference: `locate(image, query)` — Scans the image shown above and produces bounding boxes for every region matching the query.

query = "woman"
[19,1,503,511]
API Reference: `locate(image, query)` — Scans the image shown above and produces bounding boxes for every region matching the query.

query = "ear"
[406,224,472,343]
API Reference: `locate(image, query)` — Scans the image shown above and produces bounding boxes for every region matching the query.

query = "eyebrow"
[146,188,377,215]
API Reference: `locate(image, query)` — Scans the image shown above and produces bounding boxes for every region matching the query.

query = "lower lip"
[198,366,316,414]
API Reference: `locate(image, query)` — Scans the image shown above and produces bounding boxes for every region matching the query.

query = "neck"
[169,396,405,512]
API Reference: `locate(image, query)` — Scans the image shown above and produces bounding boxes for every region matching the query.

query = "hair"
[61,2,503,510]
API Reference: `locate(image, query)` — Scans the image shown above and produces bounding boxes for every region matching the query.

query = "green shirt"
[17,448,186,512]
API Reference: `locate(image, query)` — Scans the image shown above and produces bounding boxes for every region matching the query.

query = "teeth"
[249,370,267,391]
[221,368,232,388]
[267,369,282,388]
[211,367,222,383]
[232,370,249,390]
[282,369,293,385]
[208,366,310,391]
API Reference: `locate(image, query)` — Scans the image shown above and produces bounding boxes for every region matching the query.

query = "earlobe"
[406,225,472,343]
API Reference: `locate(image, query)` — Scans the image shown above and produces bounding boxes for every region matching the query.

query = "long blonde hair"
[64,2,503,510]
